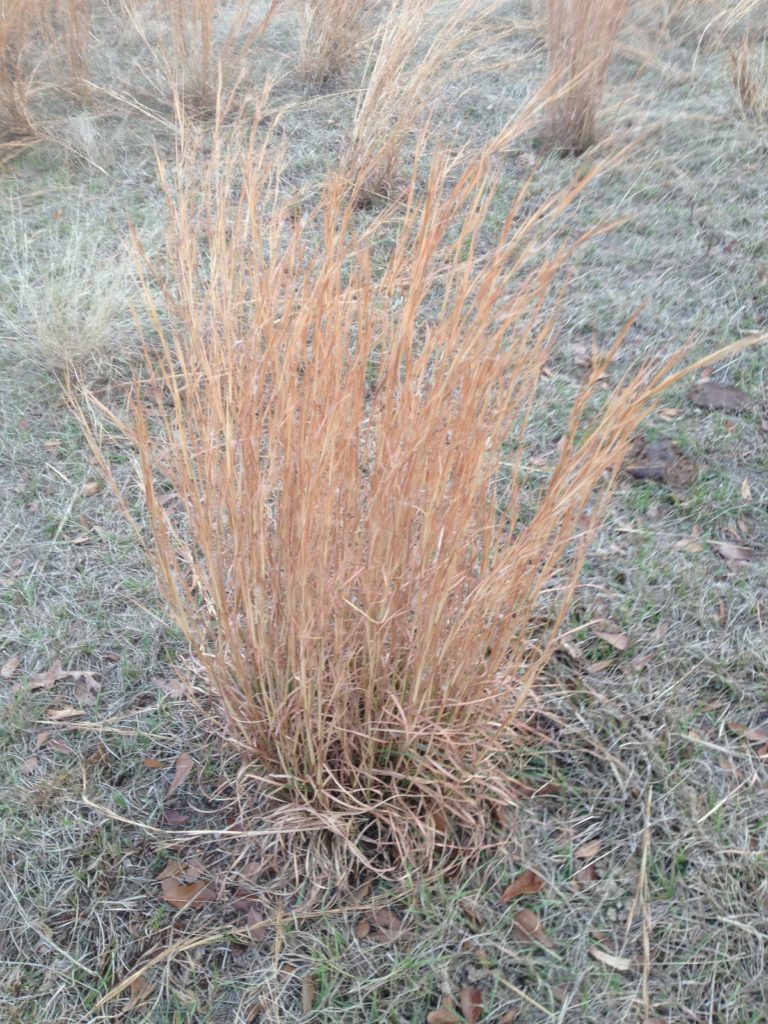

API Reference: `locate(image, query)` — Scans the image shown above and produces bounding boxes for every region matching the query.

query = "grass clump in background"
[543,0,628,154]
[0,0,46,145]
[731,31,768,121]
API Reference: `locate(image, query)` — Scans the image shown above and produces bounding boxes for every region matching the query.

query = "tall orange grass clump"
[544,0,628,154]
[48,0,91,97]
[0,0,45,142]
[90,120,721,873]
[731,32,768,121]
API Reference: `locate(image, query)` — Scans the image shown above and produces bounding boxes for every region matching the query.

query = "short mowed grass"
[1,2,767,1022]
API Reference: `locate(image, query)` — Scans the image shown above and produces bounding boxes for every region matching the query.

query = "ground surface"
[1,2,767,1022]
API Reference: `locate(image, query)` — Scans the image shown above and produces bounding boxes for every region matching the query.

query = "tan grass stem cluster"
[544,0,628,154]
[0,0,45,143]
[342,0,493,202]
[82,115,721,873]
[296,0,372,86]
[121,0,279,114]
[731,32,768,121]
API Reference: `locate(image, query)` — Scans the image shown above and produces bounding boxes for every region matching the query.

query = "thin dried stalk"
[83,116,751,874]
[544,0,628,154]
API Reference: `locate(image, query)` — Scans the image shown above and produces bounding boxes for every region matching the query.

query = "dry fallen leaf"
[727,721,768,743]
[571,862,598,891]
[159,876,216,910]
[690,381,753,413]
[126,976,154,1011]
[592,630,629,652]
[29,660,69,691]
[166,752,194,797]
[73,673,101,705]
[512,908,554,948]
[154,675,189,696]
[82,480,102,497]
[246,905,269,941]
[162,808,190,826]
[624,438,696,487]
[589,946,632,972]
[301,977,316,1015]
[426,1008,461,1024]
[657,407,680,422]
[713,541,760,566]
[1,655,20,679]
[35,730,50,749]
[501,868,545,903]
[46,706,84,721]
[48,738,76,754]
[459,987,483,1024]
[143,757,165,769]
[356,907,403,942]
[370,907,403,940]
[575,838,602,860]
[459,900,483,927]
[741,478,753,501]
[21,755,38,774]
[674,535,705,553]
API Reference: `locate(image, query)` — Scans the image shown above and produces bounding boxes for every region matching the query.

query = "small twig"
[51,486,80,544]
[92,898,399,1012]
[495,974,554,1017]
[625,787,653,1019]
[697,773,756,825]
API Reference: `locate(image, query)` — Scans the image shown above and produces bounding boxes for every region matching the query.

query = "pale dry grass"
[0,200,145,373]
[1,1,767,1020]
[48,0,91,98]
[544,0,628,154]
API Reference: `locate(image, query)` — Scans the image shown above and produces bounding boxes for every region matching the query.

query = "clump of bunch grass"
[295,0,373,87]
[0,0,46,144]
[0,199,143,374]
[121,0,278,115]
[544,0,628,155]
[341,0,487,203]
[89,120,714,875]
[47,0,91,99]
[731,32,768,121]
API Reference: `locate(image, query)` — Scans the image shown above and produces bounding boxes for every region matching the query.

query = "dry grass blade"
[80,108,760,878]
[544,0,628,155]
